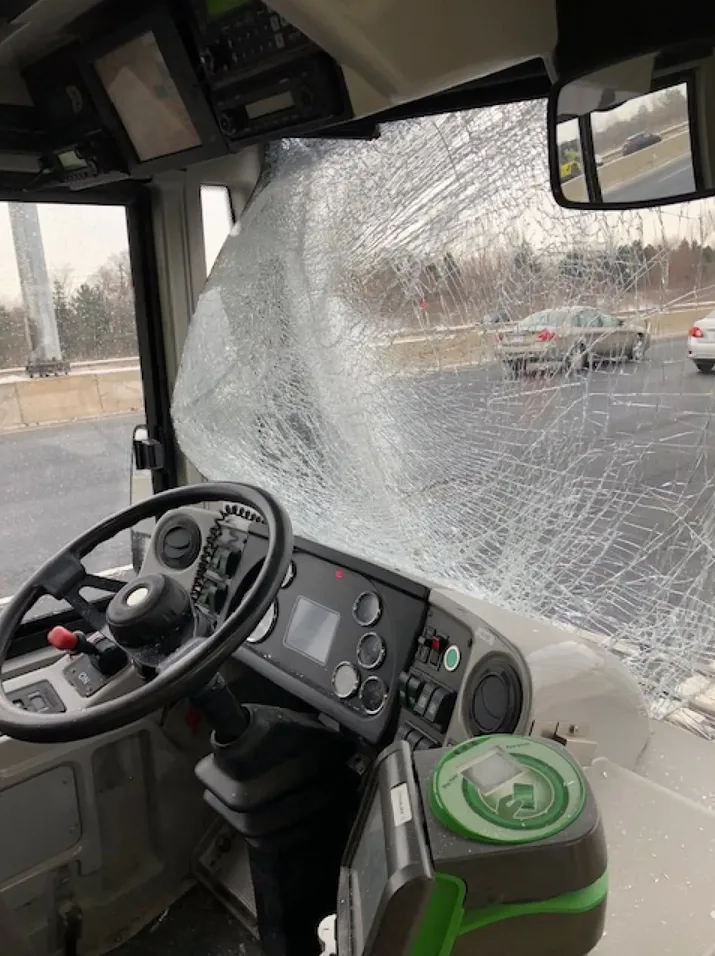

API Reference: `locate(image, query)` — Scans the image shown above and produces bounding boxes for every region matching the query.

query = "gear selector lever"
[48,626,127,677]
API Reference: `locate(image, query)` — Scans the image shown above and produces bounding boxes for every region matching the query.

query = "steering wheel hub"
[107,573,193,653]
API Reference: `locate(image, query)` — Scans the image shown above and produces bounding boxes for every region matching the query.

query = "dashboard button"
[425,686,455,730]
[443,645,461,672]
[428,648,442,667]
[405,729,421,749]
[332,661,360,699]
[360,676,388,715]
[356,632,386,670]
[416,645,429,663]
[246,602,278,644]
[353,591,382,627]
[211,547,241,578]
[405,675,423,706]
[414,682,435,717]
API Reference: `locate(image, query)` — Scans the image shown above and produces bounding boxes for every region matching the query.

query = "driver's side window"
[0,201,145,619]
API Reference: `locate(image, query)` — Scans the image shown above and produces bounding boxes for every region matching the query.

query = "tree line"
[0,252,136,369]
[349,237,715,330]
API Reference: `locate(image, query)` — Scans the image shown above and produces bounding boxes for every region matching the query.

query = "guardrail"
[0,303,708,430]
[564,126,691,201]
[0,355,139,378]
[597,120,689,165]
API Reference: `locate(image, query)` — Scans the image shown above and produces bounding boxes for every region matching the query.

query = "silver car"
[497,306,649,374]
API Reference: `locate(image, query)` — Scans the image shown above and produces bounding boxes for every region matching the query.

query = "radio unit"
[188,0,352,146]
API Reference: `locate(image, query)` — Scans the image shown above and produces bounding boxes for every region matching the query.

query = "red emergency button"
[47,627,79,652]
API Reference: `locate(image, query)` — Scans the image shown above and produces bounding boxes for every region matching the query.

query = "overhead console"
[3,0,353,191]
[185,0,350,148]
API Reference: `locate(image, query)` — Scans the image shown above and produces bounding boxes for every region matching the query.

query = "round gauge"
[282,561,296,589]
[353,591,382,627]
[332,661,360,700]
[246,602,279,644]
[360,676,388,715]
[356,632,386,670]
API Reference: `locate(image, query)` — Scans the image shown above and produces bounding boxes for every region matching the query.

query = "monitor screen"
[350,795,389,955]
[460,747,525,795]
[205,0,252,18]
[283,597,340,664]
[94,31,202,162]
[57,149,87,172]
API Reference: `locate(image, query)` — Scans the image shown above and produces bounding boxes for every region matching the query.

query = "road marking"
[0,564,132,608]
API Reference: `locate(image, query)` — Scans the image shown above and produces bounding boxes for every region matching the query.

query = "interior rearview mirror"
[547,44,715,209]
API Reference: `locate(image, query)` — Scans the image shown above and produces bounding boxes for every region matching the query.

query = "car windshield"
[173,102,715,717]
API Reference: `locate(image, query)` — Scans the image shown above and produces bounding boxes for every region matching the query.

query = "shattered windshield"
[173,102,715,717]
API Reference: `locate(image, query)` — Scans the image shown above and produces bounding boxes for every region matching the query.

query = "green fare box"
[336,735,607,956]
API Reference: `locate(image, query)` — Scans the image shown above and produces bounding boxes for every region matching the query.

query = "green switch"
[443,645,461,672]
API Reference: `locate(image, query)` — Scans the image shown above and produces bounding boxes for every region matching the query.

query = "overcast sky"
[0,102,713,309]
[0,185,232,305]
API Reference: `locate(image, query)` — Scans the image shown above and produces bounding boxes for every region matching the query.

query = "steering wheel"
[0,483,293,744]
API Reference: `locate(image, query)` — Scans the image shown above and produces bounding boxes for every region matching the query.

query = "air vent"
[156,516,202,571]
[464,652,523,736]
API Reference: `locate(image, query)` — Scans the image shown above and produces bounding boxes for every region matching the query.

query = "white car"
[687,311,715,372]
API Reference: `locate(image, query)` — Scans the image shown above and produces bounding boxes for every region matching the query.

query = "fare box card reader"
[333,735,608,956]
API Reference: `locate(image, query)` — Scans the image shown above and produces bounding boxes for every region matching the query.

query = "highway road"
[0,415,138,608]
[1,337,713,648]
[604,154,694,204]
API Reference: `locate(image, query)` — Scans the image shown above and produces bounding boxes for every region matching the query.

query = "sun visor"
[267,0,558,116]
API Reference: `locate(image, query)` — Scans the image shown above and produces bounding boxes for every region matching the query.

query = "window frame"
[0,180,178,651]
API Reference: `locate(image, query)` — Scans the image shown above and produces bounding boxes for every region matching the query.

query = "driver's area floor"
[113,885,263,956]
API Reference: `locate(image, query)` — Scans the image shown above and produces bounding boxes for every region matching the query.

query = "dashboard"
[4,505,533,755]
[139,506,533,749]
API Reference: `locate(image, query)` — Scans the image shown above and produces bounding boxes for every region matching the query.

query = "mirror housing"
[548,42,715,209]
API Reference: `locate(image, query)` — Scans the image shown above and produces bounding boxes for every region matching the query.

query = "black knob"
[106,574,193,651]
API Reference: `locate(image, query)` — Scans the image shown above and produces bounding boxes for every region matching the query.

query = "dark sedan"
[622,131,663,156]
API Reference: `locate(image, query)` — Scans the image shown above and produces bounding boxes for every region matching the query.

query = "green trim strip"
[459,870,609,935]
[408,873,465,956]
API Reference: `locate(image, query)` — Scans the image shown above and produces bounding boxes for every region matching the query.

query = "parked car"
[687,311,715,373]
[496,306,649,374]
[622,131,662,156]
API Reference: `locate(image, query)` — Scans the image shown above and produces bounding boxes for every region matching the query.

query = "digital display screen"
[245,91,295,120]
[206,0,252,19]
[350,795,388,955]
[94,31,202,162]
[57,150,87,171]
[460,748,525,795]
[283,597,340,664]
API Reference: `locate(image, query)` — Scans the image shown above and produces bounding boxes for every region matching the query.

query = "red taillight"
[690,326,704,338]
[537,329,556,341]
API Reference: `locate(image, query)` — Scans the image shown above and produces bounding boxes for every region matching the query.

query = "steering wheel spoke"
[33,550,117,638]
[62,585,112,639]
[81,574,126,594]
